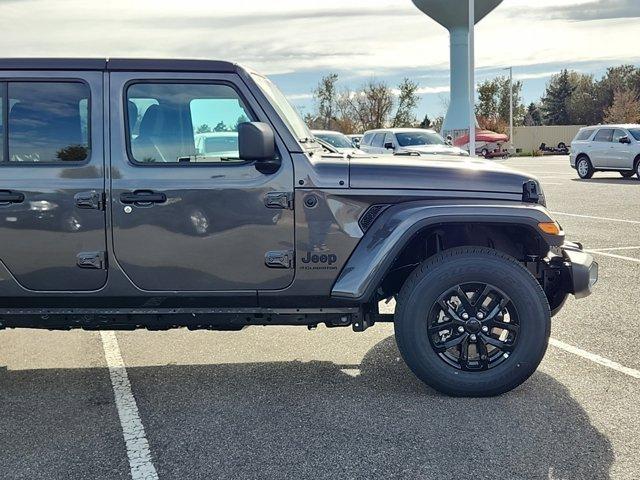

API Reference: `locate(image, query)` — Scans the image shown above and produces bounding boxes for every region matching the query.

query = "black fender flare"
[330,201,563,302]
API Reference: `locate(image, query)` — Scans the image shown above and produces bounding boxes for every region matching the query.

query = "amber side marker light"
[538,222,562,235]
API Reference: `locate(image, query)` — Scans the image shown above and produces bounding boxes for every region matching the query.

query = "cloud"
[510,0,640,22]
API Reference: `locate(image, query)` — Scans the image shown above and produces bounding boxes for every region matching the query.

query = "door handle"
[120,190,167,205]
[0,190,25,204]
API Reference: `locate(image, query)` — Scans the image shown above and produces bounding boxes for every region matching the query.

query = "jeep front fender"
[330,201,563,302]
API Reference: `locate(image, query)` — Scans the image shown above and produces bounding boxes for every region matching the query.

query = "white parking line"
[550,338,640,379]
[101,332,159,480]
[588,246,640,252]
[551,211,640,224]
[585,250,640,264]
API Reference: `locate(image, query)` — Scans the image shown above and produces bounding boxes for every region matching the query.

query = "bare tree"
[314,73,339,129]
[391,78,420,128]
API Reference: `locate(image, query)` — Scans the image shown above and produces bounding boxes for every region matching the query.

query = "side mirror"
[619,136,631,144]
[384,142,394,150]
[238,122,279,173]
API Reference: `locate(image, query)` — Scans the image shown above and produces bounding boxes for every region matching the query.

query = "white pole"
[509,66,513,151]
[468,0,475,157]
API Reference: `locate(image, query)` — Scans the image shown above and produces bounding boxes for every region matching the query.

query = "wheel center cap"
[466,319,481,334]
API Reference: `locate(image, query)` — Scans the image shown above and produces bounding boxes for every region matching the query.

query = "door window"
[372,133,386,148]
[126,82,256,164]
[384,133,395,147]
[593,129,613,143]
[361,132,374,146]
[613,129,627,143]
[3,82,90,163]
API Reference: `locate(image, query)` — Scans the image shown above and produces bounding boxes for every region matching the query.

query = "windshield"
[314,132,354,149]
[629,129,640,141]
[396,131,446,147]
[251,74,313,143]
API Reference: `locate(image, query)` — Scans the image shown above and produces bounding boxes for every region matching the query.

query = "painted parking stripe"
[551,211,640,224]
[101,332,159,480]
[585,250,640,264]
[588,246,640,252]
[550,338,640,379]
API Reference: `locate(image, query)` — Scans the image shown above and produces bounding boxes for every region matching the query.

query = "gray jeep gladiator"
[0,59,597,396]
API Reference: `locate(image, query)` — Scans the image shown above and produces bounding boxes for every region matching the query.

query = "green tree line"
[304,65,640,134]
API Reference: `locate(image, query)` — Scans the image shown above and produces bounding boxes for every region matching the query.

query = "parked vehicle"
[195,131,239,160]
[454,130,510,158]
[347,134,363,148]
[311,130,364,155]
[0,58,597,397]
[571,124,640,179]
[539,142,569,155]
[360,128,468,157]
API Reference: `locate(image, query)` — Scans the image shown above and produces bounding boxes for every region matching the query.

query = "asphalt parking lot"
[1,155,639,480]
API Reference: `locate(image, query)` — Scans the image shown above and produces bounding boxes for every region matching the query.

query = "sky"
[1,0,639,120]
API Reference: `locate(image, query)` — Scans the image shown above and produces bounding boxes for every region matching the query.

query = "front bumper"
[560,241,598,299]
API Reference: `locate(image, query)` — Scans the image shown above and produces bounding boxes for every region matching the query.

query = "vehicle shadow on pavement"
[117,335,614,480]
[571,178,639,185]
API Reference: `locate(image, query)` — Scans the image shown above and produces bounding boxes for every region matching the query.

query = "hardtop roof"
[0,58,241,73]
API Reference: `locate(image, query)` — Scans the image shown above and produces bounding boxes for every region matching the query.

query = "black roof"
[0,58,240,73]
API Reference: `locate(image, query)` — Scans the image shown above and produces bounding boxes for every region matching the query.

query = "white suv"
[570,124,640,179]
[360,128,468,157]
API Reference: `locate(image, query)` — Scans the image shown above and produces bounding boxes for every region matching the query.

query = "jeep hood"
[349,156,536,195]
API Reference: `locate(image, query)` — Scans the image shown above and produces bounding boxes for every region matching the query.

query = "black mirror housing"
[619,136,631,144]
[384,142,394,150]
[238,122,276,161]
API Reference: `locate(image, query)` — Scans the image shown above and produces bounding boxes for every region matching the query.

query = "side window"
[575,128,594,141]
[372,133,386,148]
[126,82,255,164]
[613,129,627,143]
[361,133,373,146]
[384,133,395,147]
[593,129,613,143]
[6,82,90,163]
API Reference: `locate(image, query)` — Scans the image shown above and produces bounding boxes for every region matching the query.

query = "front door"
[0,72,106,291]
[109,72,295,292]
[612,129,633,169]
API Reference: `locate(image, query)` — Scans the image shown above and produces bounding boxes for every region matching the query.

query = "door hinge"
[265,250,294,269]
[77,251,107,270]
[75,191,104,210]
[264,192,294,210]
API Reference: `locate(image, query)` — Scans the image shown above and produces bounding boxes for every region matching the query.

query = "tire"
[481,148,489,158]
[620,170,635,178]
[636,158,640,180]
[394,247,550,397]
[558,142,566,150]
[576,156,594,179]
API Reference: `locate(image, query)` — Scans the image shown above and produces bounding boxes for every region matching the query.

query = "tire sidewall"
[395,251,550,396]
[577,157,592,179]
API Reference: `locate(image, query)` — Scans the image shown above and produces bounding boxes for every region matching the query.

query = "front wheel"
[394,247,550,397]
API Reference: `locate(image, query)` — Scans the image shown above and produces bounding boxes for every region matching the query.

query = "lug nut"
[503,353,510,359]
[477,312,484,320]
[461,313,469,320]
[470,334,477,341]
[458,326,465,333]
[482,326,489,333]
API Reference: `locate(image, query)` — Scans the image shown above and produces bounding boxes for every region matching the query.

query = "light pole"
[468,0,475,157]
[504,66,513,151]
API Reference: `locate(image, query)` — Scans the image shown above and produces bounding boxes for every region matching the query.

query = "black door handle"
[120,190,167,205]
[0,190,25,204]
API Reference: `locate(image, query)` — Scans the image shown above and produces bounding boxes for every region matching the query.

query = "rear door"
[0,72,106,291]
[591,128,615,168]
[109,72,295,292]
